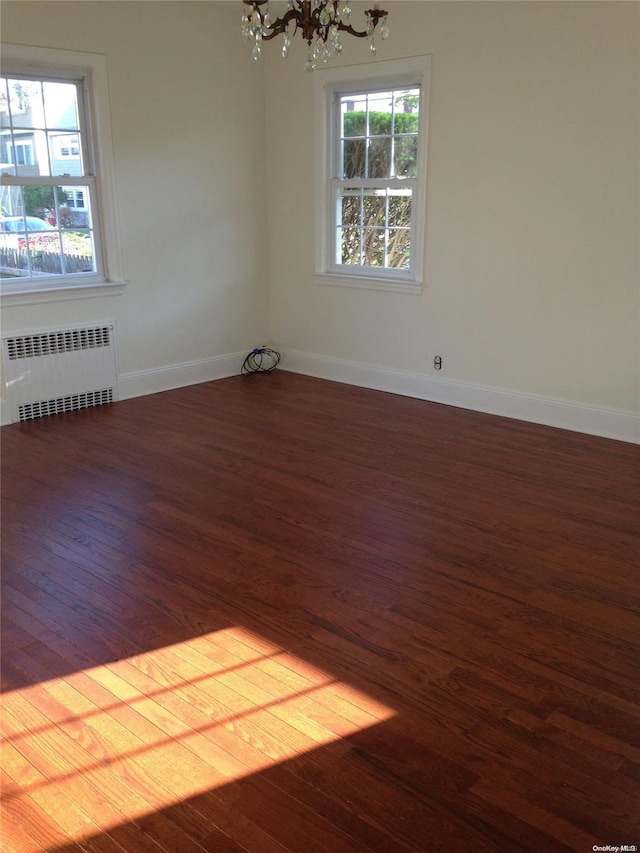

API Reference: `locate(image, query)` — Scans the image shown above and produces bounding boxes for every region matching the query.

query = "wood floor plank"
[0,768,79,853]
[2,372,639,852]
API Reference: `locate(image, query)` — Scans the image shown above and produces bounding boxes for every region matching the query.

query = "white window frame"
[315,56,431,294]
[1,44,126,305]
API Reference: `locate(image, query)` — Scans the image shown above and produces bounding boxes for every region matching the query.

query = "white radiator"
[2,324,118,423]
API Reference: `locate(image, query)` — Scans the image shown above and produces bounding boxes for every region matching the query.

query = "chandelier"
[241,1,390,70]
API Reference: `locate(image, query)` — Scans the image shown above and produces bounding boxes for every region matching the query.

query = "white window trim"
[314,55,431,294]
[1,43,127,305]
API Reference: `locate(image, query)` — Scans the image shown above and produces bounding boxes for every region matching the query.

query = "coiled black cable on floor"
[241,346,281,374]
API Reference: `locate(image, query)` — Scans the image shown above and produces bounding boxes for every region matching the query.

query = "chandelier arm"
[337,9,388,40]
[260,8,300,41]
[262,10,388,44]
[335,21,371,39]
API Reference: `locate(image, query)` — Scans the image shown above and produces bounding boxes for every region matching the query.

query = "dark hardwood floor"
[1,371,639,853]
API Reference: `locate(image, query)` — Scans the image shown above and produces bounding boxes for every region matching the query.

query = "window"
[56,135,80,158]
[316,57,430,292]
[13,142,34,166]
[0,45,125,303]
[65,189,86,209]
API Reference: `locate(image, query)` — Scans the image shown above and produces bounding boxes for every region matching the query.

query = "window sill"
[315,271,423,295]
[1,278,127,307]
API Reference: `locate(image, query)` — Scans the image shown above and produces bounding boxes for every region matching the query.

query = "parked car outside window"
[0,216,56,233]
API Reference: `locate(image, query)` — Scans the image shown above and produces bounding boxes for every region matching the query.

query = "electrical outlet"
[434,355,442,370]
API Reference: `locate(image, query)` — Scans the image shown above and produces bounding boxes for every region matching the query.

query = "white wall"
[264,2,640,439]
[1,1,269,400]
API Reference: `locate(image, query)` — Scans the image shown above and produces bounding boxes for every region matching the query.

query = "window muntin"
[331,84,421,278]
[0,74,99,284]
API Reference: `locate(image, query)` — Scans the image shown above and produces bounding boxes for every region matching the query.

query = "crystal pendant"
[380,16,390,40]
[305,45,316,71]
[282,36,291,58]
[319,6,331,26]
[341,4,351,24]
[311,37,328,63]
[252,32,262,60]
[329,24,342,55]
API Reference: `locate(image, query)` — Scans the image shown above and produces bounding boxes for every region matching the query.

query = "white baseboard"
[117,351,245,401]
[0,351,245,425]
[3,347,637,443]
[280,349,640,444]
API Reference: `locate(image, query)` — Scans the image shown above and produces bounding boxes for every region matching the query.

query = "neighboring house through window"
[0,44,125,303]
[315,56,431,293]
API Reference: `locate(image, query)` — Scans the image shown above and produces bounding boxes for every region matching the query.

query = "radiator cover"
[2,324,118,423]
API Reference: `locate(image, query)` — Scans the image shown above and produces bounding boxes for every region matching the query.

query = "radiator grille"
[2,323,118,424]
[18,389,114,422]
[6,326,112,360]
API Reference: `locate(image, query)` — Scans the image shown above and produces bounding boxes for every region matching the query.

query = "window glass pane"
[57,185,92,228]
[363,228,385,266]
[50,132,84,175]
[393,89,420,122]
[26,229,63,274]
[340,191,361,226]
[0,77,10,131]
[394,135,418,178]
[363,192,385,224]
[367,92,393,112]
[0,186,30,274]
[61,229,95,274]
[394,112,419,135]
[387,229,411,269]
[43,81,79,130]
[367,137,391,179]
[340,227,361,265]
[0,184,23,224]
[368,92,392,137]
[341,104,366,137]
[21,129,50,176]
[22,184,57,220]
[343,138,365,178]
[5,79,43,129]
[388,193,412,227]
[0,132,17,175]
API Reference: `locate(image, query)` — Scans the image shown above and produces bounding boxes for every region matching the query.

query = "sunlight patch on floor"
[0,626,395,852]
